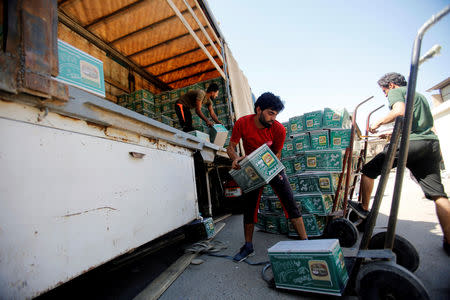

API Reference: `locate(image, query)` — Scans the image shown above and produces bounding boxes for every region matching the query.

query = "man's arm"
[195,100,214,127]
[370,102,405,133]
[227,140,244,170]
[207,103,221,124]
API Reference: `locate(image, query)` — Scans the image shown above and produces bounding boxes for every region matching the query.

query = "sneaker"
[348,200,369,218]
[233,244,254,262]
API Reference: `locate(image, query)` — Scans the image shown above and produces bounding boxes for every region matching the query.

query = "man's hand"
[232,156,245,170]
[369,121,382,134]
[379,133,392,141]
[206,120,214,127]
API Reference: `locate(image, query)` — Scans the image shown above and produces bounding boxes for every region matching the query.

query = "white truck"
[0,0,253,298]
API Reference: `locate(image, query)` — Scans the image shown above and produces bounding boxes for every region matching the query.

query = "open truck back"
[0,0,253,298]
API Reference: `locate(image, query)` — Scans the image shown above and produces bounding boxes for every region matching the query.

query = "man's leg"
[434,196,450,245]
[290,217,308,240]
[270,171,308,239]
[244,223,255,243]
[360,174,375,211]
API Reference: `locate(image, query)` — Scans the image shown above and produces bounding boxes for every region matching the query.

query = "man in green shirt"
[349,72,450,255]
[175,83,222,132]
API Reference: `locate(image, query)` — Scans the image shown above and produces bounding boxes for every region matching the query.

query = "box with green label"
[288,214,326,237]
[304,110,323,131]
[262,185,275,196]
[295,193,334,215]
[329,129,351,150]
[265,212,281,234]
[294,153,307,174]
[309,130,329,150]
[298,172,341,194]
[188,130,210,142]
[268,239,348,296]
[282,157,295,175]
[131,89,154,104]
[256,212,266,230]
[305,150,344,172]
[288,175,299,193]
[229,144,285,193]
[266,196,283,213]
[209,124,228,147]
[289,115,305,135]
[259,196,269,212]
[292,133,311,153]
[323,107,350,129]
[281,122,291,138]
[281,139,295,158]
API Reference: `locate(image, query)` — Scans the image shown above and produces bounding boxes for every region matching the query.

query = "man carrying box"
[175,83,222,132]
[227,92,308,262]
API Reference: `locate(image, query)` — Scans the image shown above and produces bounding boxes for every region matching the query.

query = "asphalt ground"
[159,171,450,300]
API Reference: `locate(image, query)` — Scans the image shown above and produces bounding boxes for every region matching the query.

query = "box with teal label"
[188,130,210,142]
[294,193,334,215]
[209,124,228,147]
[281,139,295,158]
[305,150,344,172]
[289,115,305,135]
[56,39,105,97]
[281,122,291,137]
[329,129,352,150]
[282,157,295,175]
[268,239,348,296]
[288,214,326,237]
[294,153,307,174]
[309,130,329,150]
[229,144,285,193]
[266,196,283,213]
[292,133,311,153]
[304,110,323,131]
[297,172,341,194]
[323,107,350,129]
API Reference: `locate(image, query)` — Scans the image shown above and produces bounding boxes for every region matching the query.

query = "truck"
[0,0,254,298]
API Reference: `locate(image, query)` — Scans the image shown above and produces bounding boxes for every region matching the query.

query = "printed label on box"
[262,153,275,167]
[319,136,327,145]
[296,142,303,150]
[245,166,259,181]
[319,178,331,189]
[307,156,317,168]
[333,137,342,146]
[332,113,341,121]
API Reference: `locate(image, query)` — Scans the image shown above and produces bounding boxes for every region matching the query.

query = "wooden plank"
[133,222,226,300]
[165,0,225,79]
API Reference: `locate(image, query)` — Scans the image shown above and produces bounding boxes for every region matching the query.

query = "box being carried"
[268,239,348,296]
[209,124,228,147]
[229,144,285,193]
[188,130,210,142]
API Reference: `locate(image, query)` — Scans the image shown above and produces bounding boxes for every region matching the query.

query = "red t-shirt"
[230,114,286,155]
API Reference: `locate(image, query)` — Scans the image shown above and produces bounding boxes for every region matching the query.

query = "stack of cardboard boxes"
[116,77,233,146]
[257,107,359,237]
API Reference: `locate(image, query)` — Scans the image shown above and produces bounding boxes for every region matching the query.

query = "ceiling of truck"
[57,0,224,90]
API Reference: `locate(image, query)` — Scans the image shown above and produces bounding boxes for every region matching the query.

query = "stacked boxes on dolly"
[116,77,233,145]
[257,107,358,238]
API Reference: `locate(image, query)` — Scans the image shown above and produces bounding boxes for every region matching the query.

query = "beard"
[259,114,272,128]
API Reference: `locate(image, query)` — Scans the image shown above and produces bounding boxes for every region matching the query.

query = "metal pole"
[384,5,450,250]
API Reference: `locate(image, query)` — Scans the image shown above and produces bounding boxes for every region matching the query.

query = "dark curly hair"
[206,83,219,93]
[254,92,284,113]
[377,72,407,88]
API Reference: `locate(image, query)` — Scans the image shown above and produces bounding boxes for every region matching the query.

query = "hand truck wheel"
[356,261,430,300]
[325,218,358,247]
[368,231,420,272]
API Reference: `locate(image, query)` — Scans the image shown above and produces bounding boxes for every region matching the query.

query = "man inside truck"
[227,92,308,262]
[175,83,222,132]
[348,72,450,255]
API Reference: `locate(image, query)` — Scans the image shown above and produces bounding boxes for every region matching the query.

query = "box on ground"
[229,144,285,193]
[295,193,334,215]
[268,239,348,296]
[184,217,215,241]
[209,124,228,147]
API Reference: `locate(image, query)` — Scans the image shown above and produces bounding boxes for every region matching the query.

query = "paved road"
[159,171,450,300]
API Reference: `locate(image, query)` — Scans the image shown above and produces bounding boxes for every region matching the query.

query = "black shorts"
[362,139,447,200]
[242,170,301,224]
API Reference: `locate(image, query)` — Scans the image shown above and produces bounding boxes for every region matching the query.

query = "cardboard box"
[305,150,344,172]
[288,175,299,193]
[131,89,154,103]
[294,153,306,174]
[262,184,275,196]
[209,124,228,147]
[188,130,210,142]
[281,139,295,158]
[289,115,305,135]
[56,40,105,97]
[295,193,334,215]
[265,213,281,234]
[292,133,311,153]
[229,144,285,193]
[310,130,329,150]
[323,108,350,129]
[297,172,341,194]
[329,129,351,150]
[288,214,326,237]
[266,196,283,213]
[268,239,348,296]
[282,157,296,175]
[304,110,323,131]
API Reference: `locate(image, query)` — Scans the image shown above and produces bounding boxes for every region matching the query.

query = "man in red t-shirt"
[227,92,308,262]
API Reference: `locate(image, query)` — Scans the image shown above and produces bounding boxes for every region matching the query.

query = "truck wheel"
[325,218,358,247]
[356,261,430,300]
[368,231,420,272]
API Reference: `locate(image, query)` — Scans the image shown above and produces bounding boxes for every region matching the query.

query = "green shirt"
[387,86,437,141]
[178,90,211,109]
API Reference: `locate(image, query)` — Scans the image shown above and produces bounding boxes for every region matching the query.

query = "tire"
[356,261,430,300]
[348,210,367,232]
[368,231,420,272]
[325,218,358,247]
